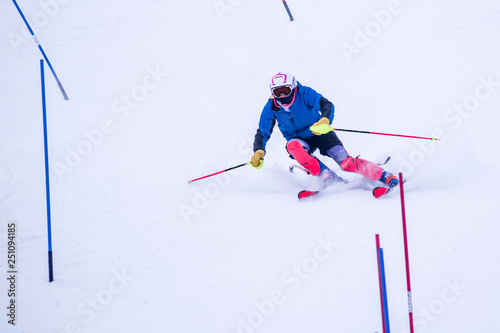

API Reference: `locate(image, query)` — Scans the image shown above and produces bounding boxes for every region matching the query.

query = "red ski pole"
[187,162,250,184]
[309,124,440,141]
[399,172,415,333]
[333,128,440,141]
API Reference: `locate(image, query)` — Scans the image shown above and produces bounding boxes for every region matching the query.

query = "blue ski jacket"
[253,82,334,152]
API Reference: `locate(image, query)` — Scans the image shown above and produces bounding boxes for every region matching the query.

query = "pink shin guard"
[286,140,322,176]
[340,157,383,181]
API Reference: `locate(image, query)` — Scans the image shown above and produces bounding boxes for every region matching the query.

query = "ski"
[300,184,394,200]
[298,190,320,199]
[299,176,405,200]
[372,186,393,198]
[372,178,407,198]
[296,169,347,200]
[294,156,396,200]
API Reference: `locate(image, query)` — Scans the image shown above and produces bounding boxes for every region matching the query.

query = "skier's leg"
[327,145,383,180]
[339,156,384,180]
[324,144,397,187]
[326,145,350,165]
[315,132,398,187]
[286,139,323,176]
[338,156,398,187]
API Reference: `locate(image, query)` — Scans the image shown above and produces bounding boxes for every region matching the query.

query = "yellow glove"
[311,117,330,135]
[251,150,265,169]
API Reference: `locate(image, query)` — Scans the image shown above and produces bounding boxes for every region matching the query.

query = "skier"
[250,72,399,193]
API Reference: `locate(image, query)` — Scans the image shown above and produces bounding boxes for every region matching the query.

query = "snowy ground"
[1,0,500,332]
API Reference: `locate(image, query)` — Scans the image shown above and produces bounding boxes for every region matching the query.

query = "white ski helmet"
[270,72,297,98]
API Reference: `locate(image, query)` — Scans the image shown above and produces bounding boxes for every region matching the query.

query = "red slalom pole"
[399,172,415,333]
[187,162,250,184]
[375,234,387,333]
[333,128,440,141]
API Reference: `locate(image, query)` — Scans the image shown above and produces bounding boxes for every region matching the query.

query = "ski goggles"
[272,86,292,98]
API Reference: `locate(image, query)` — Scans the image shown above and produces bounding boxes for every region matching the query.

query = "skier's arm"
[251,105,276,168]
[301,85,335,122]
[253,129,266,152]
[252,127,270,168]
[253,105,276,152]
[311,97,335,135]
[319,97,334,123]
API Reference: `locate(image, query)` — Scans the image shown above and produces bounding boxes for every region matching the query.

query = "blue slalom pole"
[379,248,390,333]
[12,0,69,101]
[41,59,54,282]
[282,0,294,21]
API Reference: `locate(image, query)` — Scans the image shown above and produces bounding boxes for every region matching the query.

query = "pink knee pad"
[340,157,383,180]
[286,140,321,176]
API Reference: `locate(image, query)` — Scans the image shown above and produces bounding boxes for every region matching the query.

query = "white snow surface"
[1,0,500,332]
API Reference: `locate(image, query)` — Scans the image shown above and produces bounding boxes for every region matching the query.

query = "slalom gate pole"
[379,247,391,333]
[187,162,250,184]
[333,128,439,141]
[375,234,387,333]
[41,60,54,282]
[12,0,69,100]
[282,0,294,21]
[399,172,414,333]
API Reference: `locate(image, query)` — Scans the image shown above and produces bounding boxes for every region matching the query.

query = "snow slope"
[1,0,500,332]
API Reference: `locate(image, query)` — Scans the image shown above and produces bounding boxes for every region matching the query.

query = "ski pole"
[310,124,440,141]
[187,162,251,184]
[282,0,294,21]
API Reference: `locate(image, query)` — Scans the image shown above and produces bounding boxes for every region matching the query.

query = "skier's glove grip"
[311,117,330,135]
[251,150,265,169]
